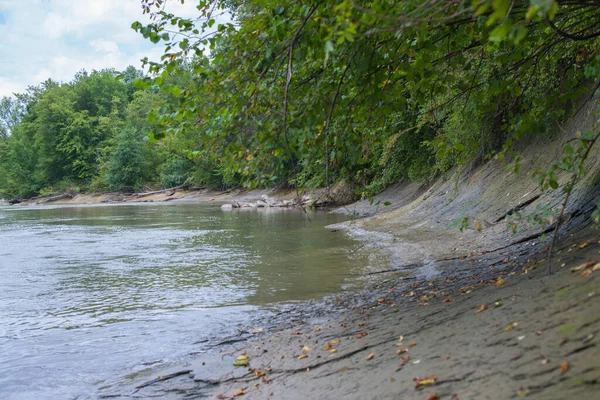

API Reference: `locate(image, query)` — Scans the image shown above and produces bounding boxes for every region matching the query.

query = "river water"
[0,203,367,399]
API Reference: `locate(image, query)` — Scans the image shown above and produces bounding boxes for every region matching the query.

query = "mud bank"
[99,228,600,400]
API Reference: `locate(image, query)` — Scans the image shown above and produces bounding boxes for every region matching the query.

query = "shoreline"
[98,115,600,398]
[99,224,600,400]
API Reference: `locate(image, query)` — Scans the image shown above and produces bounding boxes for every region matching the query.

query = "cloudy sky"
[0,0,204,97]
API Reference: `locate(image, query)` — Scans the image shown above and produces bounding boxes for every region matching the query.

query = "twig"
[548,129,600,274]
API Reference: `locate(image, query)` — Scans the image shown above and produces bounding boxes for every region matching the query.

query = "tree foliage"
[131,0,600,196]
[0,68,196,198]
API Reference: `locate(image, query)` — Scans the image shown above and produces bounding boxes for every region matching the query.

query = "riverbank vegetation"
[1,0,599,203]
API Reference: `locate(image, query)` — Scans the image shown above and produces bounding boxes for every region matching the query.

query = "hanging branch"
[281,4,319,215]
[325,51,356,193]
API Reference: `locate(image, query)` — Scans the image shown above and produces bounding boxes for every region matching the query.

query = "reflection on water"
[0,203,365,399]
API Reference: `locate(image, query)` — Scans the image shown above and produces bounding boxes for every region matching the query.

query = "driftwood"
[38,191,76,203]
[132,185,185,199]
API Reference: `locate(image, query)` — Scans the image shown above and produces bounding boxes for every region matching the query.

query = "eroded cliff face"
[336,95,600,269]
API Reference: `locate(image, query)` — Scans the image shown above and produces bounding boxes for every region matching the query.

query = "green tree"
[105,127,152,191]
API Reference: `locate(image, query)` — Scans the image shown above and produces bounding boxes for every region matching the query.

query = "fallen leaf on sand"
[216,395,230,400]
[505,322,518,331]
[476,304,488,313]
[330,349,337,353]
[233,388,247,397]
[330,338,341,345]
[313,327,321,332]
[355,332,369,338]
[414,376,437,388]
[366,353,375,360]
[291,331,303,335]
[409,341,417,347]
[236,355,248,361]
[496,277,505,287]
[560,360,569,374]
[517,387,530,397]
[397,348,409,355]
[297,354,308,360]
[571,260,597,273]
[251,328,264,334]
[401,356,412,364]
[444,297,453,303]
[302,346,311,353]
[426,395,441,400]
[322,343,333,351]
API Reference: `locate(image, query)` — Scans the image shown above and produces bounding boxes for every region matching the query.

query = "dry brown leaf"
[560,360,569,374]
[355,332,369,339]
[414,376,438,388]
[366,353,375,360]
[409,341,417,347]
[253,369,266,377]
[297,354,308,360]
[233,388,247,397]
[321,343,332,351]
[397,348,409,355]
[330,349,337,354]
[444,297,453,303]
[401,356,412,364]
[496,277,506,287]
[476,304,488,313]
[426,395,441,400]
[302,346,311,353]
[216,394,230,400]
[571,260,597,273]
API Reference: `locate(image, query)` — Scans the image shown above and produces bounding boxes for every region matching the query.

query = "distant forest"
[0,67,216,198]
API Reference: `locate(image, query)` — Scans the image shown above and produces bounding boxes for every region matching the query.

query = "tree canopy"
[131,0,600,195]
[2,0,599,202]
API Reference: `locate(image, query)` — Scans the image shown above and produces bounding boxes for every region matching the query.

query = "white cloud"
[0,0,220,97]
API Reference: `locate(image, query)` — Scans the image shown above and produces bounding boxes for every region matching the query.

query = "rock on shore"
[221,194,325,210]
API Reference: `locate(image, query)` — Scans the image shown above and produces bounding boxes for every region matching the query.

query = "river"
[0,203,367,399]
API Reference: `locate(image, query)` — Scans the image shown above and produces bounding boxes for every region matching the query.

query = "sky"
[0,0,207,97]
